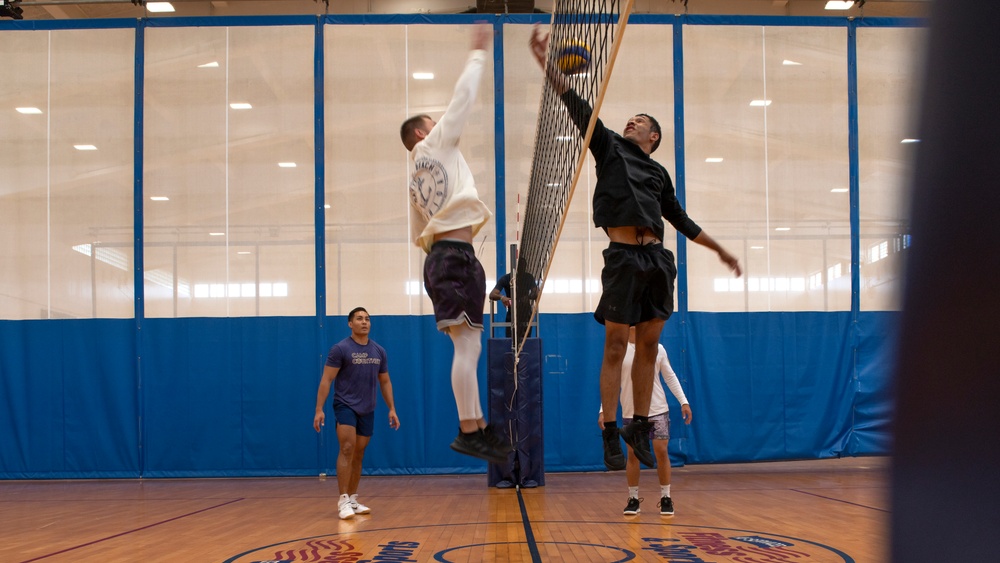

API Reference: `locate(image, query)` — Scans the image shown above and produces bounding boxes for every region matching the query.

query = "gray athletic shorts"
[624,412,671,441]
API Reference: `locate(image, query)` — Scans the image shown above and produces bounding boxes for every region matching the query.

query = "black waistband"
[431,239,474,252]
[608,241,664,251]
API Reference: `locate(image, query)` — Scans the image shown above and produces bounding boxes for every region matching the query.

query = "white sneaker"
[351,500,371,514]
[338,498,355,520]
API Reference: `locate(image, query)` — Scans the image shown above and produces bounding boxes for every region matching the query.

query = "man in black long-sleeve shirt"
[530,26,742,472]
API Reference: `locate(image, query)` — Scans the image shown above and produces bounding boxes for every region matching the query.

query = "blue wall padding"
[0,312,893,479]
[684,313,855,463]
[0,319,138,479]
[851,311,898,455]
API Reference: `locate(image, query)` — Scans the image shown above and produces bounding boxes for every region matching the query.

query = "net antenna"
[513,0,635,355]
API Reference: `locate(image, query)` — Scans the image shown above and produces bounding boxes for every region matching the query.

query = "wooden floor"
[2,457,888,562]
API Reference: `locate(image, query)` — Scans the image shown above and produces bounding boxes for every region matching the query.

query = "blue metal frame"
[132,19,146,476]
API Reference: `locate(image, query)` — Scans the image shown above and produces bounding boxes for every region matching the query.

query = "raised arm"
[529,24,570,95]
[428,24,491,148]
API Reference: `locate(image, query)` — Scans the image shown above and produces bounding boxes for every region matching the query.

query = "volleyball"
[555,40,591,75]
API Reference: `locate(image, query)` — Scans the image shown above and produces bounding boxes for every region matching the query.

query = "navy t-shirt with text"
[325,337,388,415]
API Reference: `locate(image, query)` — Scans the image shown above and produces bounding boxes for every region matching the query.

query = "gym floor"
[3,456,887,562]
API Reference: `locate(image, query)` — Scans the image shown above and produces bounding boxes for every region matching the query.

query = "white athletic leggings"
[448,323,484,422]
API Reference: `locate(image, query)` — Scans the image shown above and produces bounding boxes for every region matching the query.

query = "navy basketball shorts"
[595,241,677,326]
[333,401,375,437]
[423,240,486,331]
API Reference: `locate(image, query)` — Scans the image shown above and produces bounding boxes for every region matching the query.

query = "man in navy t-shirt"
[313,307,399,520]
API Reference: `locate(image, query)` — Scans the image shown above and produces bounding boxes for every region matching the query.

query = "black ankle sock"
[604,421,617,431]
[633,415,648,424]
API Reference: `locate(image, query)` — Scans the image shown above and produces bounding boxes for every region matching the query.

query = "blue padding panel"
[534,314,607,471]
[851,311,898,455]
[0,319,138,479]
[142,317,319,477]
[684,312,855,462]
[0,312,894,478]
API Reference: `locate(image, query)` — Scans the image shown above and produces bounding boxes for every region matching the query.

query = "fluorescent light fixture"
[229,102,252,110]
[782,60,803,66]
[237,251,252,255]
[209,232,225,236]
[775,227,791,231]
[749,100,772,107]
[901,138,921,144]
[546,183,562,188]
[750,245,765,250]
[825,1,854,9]
[324,204,331,209]
[412,72,434,80]
[146,2,175,12]
[830,188,849,193]
[555,136,574,142]
[16,107,42,114]
[74,144,97,151]
[150,196,170,201]
[705,157,724,163]
[278,162,297,168]
[198,61,219,68]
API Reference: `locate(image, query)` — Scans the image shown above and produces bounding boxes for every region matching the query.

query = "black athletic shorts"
[424,240,486,331]
[594,241,677,325]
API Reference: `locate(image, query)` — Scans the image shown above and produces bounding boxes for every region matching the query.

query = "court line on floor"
[19,497,245,563]
[791,489,889,512]
[516,486,542,563]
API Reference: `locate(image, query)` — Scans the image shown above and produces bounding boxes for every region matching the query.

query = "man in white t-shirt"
[599,327,693,516]
[399,25,510,464]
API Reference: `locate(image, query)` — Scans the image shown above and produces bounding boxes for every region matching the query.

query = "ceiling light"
[412,72,434,80]
[74,144,97,150]
[830,188,848,193]
[555,136,573,142]
[146,2,175,13]
[782,60,802,66]
[775,227,791,231]
[324,204,331,209]
[901,138,921,144]
[150,196,170,201]
[209,232,225,236]
[278,162,297,168]
[750,246,764,250]
[705,157,724,163]
[237,251,252,255]
[749,100,772,107]
[824,1,854,10]
[229,102,252,110]
[198,61,219,68]
[16,107,42,114]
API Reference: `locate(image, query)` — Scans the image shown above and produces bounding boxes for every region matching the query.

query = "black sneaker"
[623,497,642,515]
[450,429,509,463]
[659,496,674,515]
[602,426,626,471]
[620,419,655,468]
[483,424,514,456]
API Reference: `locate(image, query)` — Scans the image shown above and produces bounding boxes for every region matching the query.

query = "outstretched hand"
[719,250,742,277]
[529,24,549,67]
[471,23,491,51]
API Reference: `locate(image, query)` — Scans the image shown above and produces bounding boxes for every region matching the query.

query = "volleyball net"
[513,0,634,354]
